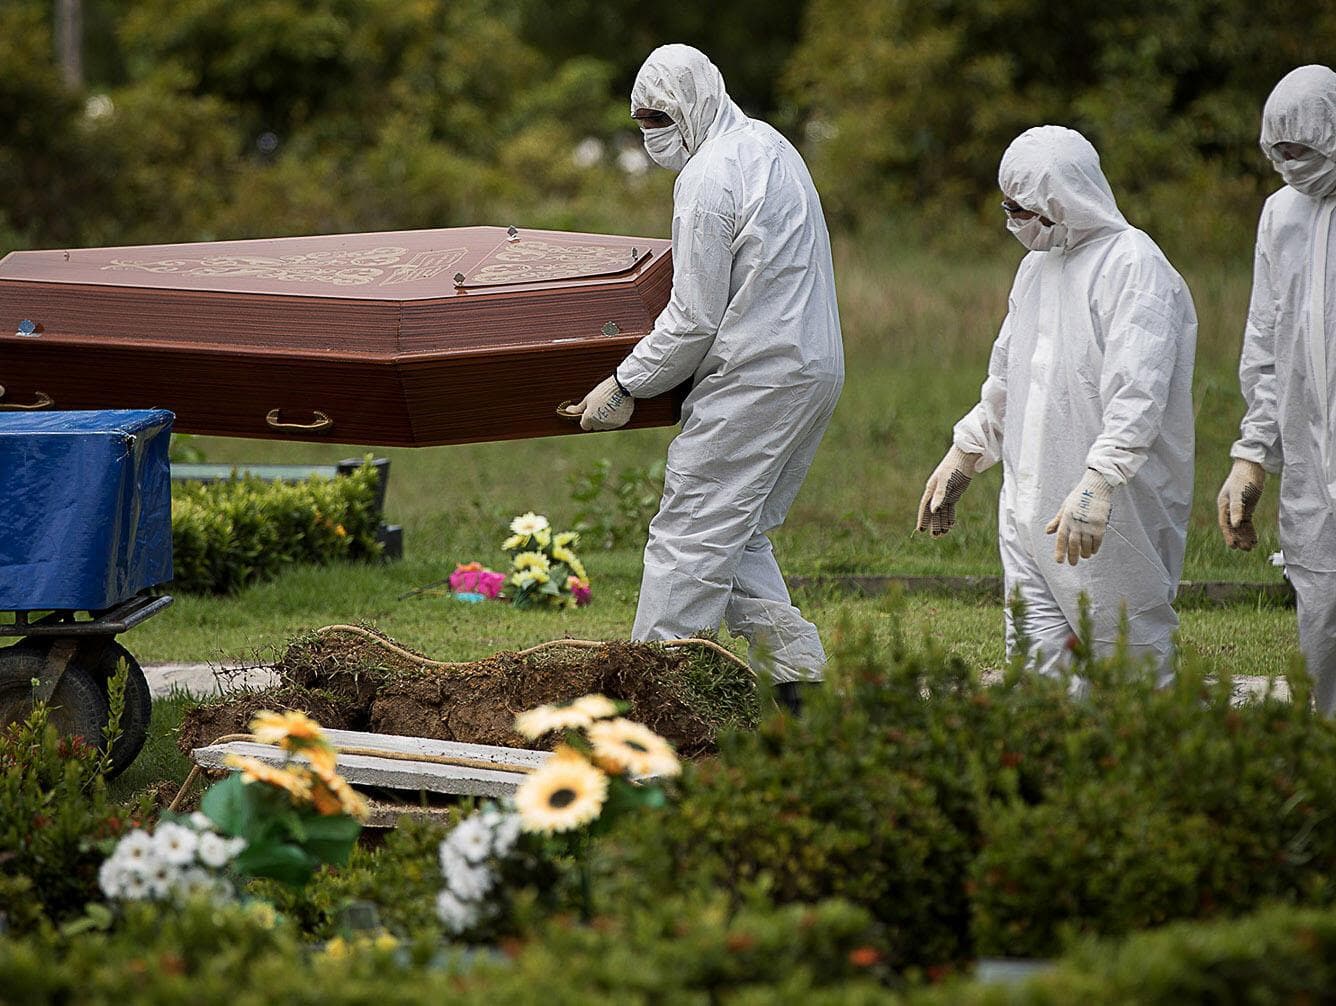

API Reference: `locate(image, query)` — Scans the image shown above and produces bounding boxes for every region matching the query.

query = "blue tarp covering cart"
[0,409,176,776]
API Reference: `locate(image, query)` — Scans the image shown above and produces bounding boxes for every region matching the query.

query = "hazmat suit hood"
[998,126,1129,250]
[1260,64,1336,162]
[631,44,747,160]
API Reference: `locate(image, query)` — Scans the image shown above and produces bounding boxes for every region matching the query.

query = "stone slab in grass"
[191,727,549,799]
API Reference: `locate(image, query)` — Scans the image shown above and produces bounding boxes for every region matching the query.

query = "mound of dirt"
[177,684,355,756]
[178,629,757,758]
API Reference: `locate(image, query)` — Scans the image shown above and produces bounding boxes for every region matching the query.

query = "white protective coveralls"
[615,45,845,683]
[953,126,1197,677]
[1230,65,1336,712]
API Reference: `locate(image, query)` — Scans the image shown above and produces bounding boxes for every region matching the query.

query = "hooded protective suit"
[952,126,1197,675]
[1229,65,1336,711]
[615,45,844,683]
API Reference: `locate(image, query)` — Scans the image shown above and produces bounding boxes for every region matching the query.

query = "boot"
[775,680,821,716]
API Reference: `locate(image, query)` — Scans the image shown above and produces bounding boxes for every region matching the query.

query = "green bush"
[0,707,144,933]
[170,461,383,594]
[910,903,1336,1005]
[0,893,889,1004]
[607,630,982,972]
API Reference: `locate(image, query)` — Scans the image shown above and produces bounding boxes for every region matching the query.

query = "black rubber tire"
[0,643,109,749]
[87,640,152,778]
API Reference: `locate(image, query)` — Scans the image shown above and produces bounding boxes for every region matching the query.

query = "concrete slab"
[192,728,549,799]
[144,662,277,698]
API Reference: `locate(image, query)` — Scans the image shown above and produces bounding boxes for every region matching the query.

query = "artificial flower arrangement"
[100,710,368,902]
[435,694,679,936]
[504,511,593,609]
[448,511,593,609]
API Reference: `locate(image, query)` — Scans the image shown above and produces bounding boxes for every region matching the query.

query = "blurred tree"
[514,0,807,121]
[784,0,1336,256]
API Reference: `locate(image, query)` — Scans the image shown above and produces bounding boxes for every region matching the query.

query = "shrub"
[608,629,984,972]
[170,460,383,594]
[0,706,144,932]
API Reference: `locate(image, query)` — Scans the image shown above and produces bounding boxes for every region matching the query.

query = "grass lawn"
[116,239,1295,669]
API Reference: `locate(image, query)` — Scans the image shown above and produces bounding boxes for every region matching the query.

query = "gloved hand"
[570,375,634,431]
[916,446,981,537]
[1045,469,1115,565]
[1216,458,1266,551]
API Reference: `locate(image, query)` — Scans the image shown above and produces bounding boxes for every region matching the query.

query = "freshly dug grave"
[179,626,757,758]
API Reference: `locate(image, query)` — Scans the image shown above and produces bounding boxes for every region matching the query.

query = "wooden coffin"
[0,226,677,446]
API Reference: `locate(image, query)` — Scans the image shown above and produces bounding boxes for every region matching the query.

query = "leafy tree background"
[3,0,1335,259]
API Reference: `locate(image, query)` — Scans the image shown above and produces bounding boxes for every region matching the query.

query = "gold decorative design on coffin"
[463,241,648,287]
[100,247,470,287]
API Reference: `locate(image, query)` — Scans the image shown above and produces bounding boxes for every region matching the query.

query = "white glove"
[1217,458,1266,551]
[1045,469,1115,566]
[570,375,634,431]
[916,446,981,537]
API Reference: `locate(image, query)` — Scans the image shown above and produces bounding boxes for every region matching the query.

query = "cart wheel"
[89,641,153,778]
[0,643,109,749]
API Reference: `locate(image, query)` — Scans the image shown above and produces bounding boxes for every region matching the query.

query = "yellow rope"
[312,623,754,676]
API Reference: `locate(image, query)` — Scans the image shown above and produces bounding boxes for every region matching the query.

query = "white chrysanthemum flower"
[153,822,199,866]
[120,869,152,901]
[196,831,236,869]
[117,829,155,864]
[176,867,213,897]
[445,860,494,902]
[189,812,215,831]
[449,815,493,864]
[98,857,126,898]
[509,512,549,537]
[439,839,466,878]
[225,836,248,859]
[488,812,522,857]
[436,889,477,935]
[146,860,183,900]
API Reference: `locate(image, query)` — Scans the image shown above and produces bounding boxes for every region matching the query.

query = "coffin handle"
[265,408,333,433]
[555,401,583,420]
[0,389,54,410]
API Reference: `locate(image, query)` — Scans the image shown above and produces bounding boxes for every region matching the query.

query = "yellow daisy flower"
[513,551,551,573]
[554,531,579,549]
[569,694,619,721]
[323,936,350,959]
[224,754,314,801]
[568,557,588,581]
[587,719,681,778]
[551,545,576,566]
[249,709,337,772]
[510,512,550,536]
[514,747,608,834]
[502,533,527,550]
[511,570,550,588]
[514,701,597,739]
[309,762,370,820]
[534,528,552,549]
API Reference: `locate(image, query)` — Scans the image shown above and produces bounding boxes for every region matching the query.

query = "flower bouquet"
[502,512,592,610]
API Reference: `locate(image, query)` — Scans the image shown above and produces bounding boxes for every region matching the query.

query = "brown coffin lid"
[0,226,681,446]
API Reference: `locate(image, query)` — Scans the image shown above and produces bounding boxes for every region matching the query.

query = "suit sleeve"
[953,310,1013,472]
[615,178,735,399]
[1230,211,1283,473]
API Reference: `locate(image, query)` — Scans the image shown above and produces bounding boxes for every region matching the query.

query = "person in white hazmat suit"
[567,44,844,713]
[917,126,1197,679]
[1218,65,1336,713]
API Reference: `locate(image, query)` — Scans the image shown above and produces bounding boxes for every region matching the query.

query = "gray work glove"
[1046,469,1116,565]
[571,374,634,431]
[916,446,981,537]
[1217,458,1266,551]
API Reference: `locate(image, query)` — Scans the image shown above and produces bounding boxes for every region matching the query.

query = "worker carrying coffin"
[567,44,845,714]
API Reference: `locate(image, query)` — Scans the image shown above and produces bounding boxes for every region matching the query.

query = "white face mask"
[1006,214,1068,251]
[643,124,689,171]
[1275,150,1336,199]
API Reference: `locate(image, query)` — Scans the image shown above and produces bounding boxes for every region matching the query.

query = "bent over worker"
[568,44,844,712]
[917,126,1197,680]
[1218,65,1336,713]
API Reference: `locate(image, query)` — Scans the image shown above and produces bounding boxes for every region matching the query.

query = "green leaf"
[232,841,319,886]
[200,773,255,838]
[298,813,363,865]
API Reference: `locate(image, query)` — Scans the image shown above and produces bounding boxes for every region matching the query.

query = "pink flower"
[567,576,592,607]
[450,562,505,599]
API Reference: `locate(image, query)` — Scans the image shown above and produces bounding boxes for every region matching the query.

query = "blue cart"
[0,409,175,776]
